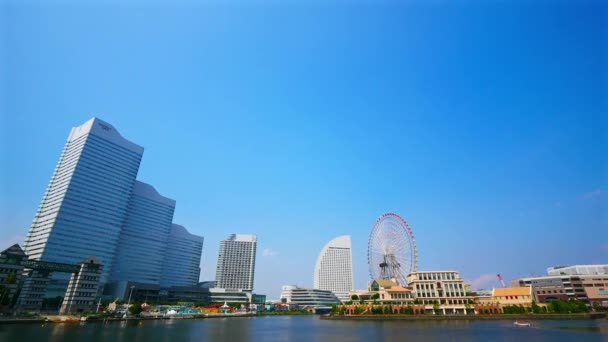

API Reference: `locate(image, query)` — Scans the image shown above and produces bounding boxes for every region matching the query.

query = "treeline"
[503,300,588,314]
[332,299,589,315]
[331,304,425,315]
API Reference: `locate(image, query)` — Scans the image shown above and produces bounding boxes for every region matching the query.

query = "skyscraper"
[110,181,176,285]
[160,224,204,288]
[23,118,205,303]
[215,234,257,291]
[313,235,353,302]
[24,118,143,284]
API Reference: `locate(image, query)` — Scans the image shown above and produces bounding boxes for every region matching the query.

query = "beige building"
[491,287,533,306]
[582,276,608,309]
[348,279,414,304]
[407,271,470,305]
[369,279,413,303]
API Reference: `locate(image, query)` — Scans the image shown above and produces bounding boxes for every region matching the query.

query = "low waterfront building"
[365,279,414,303]
[512,274,608,307]
[407,271,470,305]
[59,257,103,314]
[0,245,27,312]
[208,288,252,304]
[280,285,341,307]
[581,276,608,309]
[547,264,608,276]
[164,286,209,303]
[490,287,533,306]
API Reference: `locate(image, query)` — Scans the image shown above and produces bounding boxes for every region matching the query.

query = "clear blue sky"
[1,1,606,298]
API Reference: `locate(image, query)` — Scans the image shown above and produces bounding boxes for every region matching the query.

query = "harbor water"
[1,315,607,341]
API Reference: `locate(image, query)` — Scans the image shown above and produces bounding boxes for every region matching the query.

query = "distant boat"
[513,321,530,327]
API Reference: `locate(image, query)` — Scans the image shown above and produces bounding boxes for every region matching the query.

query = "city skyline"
[2,2,606,299]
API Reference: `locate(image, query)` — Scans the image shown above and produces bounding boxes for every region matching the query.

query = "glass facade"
[110,181,176,285]
[160,224,204,288]
[24,118,143,284]
[24,118,205,297]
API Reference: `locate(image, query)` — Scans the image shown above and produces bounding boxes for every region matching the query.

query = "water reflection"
[1,316,607,341]
[207,317,250,341]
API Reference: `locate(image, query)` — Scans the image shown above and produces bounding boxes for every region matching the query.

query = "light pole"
[126,285,135,315]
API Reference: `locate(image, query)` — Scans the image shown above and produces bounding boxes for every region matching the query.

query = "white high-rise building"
[160,224,204,288]
[215,234,257,291]
[313,235,353,302]
[24,118,144,284]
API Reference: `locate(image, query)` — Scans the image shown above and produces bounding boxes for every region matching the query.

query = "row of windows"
[416,273,457,281]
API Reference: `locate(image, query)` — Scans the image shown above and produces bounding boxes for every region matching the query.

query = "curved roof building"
[313,235,353,302]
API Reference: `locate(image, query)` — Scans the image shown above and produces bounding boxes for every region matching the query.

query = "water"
[1,316,607,341]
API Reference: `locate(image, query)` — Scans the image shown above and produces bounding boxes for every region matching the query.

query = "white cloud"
[469,273,498,290]
[579,188,603,201]
[262,248,278,257]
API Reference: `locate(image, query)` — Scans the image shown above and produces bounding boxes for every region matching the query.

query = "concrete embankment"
[321,312,606,321]
[0,318,46,324]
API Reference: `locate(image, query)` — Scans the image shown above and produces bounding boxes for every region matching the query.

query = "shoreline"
[1,312,605,324]
[0,312,312,324]
[320,312,607,321]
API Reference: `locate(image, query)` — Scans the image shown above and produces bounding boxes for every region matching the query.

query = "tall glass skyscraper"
[160,224,204,288]
[24,118,143,284]
[215,234,257,291]
[24,118,205,300]
[313,235,353,302]
[110,181,176,285]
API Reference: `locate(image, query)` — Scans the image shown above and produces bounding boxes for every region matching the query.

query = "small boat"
[513,321,530,327]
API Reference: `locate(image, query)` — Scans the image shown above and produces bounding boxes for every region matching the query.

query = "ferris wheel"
[367,212,418,286]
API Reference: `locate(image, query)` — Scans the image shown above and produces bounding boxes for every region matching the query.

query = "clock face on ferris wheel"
[367,212,418,286]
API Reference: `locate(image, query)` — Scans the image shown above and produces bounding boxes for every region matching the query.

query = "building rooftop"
[492,287,531,297]
[226,234,257,242]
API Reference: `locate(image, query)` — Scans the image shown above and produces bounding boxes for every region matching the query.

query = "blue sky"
[1,1,606,298]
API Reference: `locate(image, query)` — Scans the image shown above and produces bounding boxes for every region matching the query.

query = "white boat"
[513,321,530,327]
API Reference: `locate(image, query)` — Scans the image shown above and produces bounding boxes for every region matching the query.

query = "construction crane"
[496,274,507,288]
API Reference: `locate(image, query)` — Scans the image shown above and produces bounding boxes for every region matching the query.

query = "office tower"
[24,118,143,283]
[215,234,257,291]
[110,181,176,285]
[313,235,353,302]
[160,224,204,288]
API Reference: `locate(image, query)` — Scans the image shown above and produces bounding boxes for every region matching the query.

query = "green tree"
[129,303,143,315]
[5,272,17,285]
[531,301,541,314]
[406,305,414,315]
[371,293,380,300]
[0,285,9,305]
[351,295,359,301]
